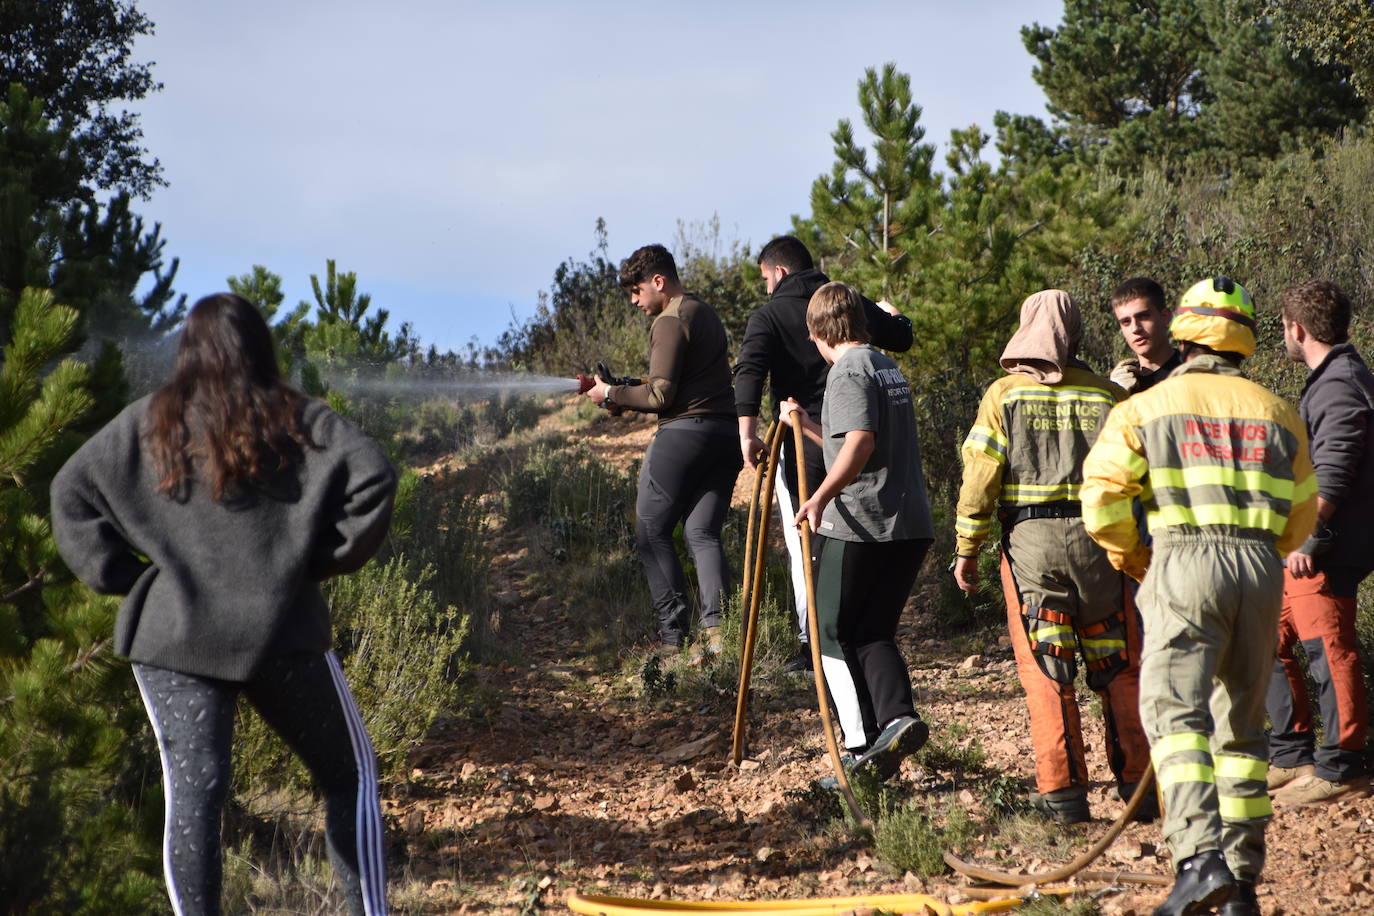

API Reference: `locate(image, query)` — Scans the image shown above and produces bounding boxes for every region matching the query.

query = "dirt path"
[392,409,1374,915]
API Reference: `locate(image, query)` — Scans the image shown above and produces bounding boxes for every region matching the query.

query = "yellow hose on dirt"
[566,888,1039,915]
[732,421,785,764]
[944,762,1161,887]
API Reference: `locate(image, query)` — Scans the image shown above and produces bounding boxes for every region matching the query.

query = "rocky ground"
[387,408,1374,915]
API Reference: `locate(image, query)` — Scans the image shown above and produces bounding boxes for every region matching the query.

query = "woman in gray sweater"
[51,293,397,916]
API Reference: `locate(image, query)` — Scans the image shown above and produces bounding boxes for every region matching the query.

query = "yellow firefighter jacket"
[1081,355,1318,581]
[956,367,1126,557]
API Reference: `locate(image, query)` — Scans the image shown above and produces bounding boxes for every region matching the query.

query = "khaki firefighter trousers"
[1138,531,1282,882]
[1001,517,1151,796]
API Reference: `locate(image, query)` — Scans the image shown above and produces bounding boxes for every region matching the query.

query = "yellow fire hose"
[567,887,1051,915]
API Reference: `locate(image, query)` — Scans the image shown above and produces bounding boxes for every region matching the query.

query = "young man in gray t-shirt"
[782,282,934,781]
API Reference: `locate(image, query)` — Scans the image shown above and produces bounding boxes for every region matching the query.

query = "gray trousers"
[1138,532,1281,882]
[635,416,742,644]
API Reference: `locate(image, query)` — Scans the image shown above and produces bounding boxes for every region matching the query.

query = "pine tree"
[305,259,414,365]
[807,63,941,303]
[1270,0,1374,104]
[1022,0,1367,169]
[0,0,164,197]
[1200,0,1365,164]
[0,84,184,346]
[0,288,162,913]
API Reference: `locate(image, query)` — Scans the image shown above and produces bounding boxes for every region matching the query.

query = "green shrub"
[502,442,651,655]
[234,557,468,801]
[979,773,1032,818]
[871,799,975,877]
[387,470,495,659]
[917,720,989,773]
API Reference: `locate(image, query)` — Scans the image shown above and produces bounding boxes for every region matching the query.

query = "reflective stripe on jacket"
[956,367,1125,555]
[1081,355,1318,580]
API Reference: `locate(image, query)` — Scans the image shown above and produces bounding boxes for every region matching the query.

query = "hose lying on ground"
[944,764,1162,887]
[567,888,1047,915]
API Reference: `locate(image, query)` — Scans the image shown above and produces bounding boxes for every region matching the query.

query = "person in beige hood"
[954,290,1153,824]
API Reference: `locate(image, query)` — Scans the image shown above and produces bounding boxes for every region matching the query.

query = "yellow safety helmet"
[1170,276,1257,358]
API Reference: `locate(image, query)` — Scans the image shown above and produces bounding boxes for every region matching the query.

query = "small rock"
[958,789,977,805]
[959,654,983,670]
[674,771,697,791]
[737,759,760,771]
[532,794,558,811]
[661,733,719,763]
[629,730,654,748]
[403,809,425,835]
[755,845,776,862]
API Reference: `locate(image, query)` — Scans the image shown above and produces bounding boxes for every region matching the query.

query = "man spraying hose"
[582,244,741,659]
[779,281,933,781]
[1082,277,1318,916]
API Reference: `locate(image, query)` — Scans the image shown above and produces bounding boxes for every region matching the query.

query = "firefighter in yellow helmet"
[953,290,1152,825]
[1082,277,1318,916]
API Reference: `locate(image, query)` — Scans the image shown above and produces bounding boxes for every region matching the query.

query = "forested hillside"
[3,1,1374,912]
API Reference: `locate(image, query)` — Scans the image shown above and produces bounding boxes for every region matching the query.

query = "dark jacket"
[1300,343,1374,570]
[608,293,735,425]
[732,268,913,420]
[51,396,397,682]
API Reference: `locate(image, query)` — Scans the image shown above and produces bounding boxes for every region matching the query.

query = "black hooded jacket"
[732,268,913,420]
[1300,343,1374,571]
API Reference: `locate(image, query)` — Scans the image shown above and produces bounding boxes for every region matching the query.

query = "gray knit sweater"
[50,395,397,681]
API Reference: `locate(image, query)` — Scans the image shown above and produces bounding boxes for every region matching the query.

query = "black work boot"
[1119,780,1161,823]
[1029,787,1090,824]
[1153,850,1237,916]
[1218,881,1259,916]
[783,645,813,673]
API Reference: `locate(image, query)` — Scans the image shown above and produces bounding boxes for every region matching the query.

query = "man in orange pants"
[1266,280,1374,805]
[954,290,1152,824]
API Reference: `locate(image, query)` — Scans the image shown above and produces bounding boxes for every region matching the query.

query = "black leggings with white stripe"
[133,652,387,916]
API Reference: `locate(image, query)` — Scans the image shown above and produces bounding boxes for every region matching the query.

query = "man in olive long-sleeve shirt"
[584,244,741,657]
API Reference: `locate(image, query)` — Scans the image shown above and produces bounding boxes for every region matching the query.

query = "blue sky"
[132,1,1066,354]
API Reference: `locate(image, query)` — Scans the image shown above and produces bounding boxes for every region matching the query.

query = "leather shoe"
[1153,850,1236,916]
[1218,880,1258,916]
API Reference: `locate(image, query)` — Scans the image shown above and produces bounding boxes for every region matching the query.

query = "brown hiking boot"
[687,626,723,666]
[1273,774,1371,806]
[1266,763,1314,792]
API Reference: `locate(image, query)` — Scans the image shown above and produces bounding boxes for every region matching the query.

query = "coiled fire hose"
[731,420,870,829]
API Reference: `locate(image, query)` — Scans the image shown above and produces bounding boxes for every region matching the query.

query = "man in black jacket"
[1267,280,1374,806]
[732,236,912,750]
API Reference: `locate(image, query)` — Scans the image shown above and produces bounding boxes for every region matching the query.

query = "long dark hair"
[144,293,313,500]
